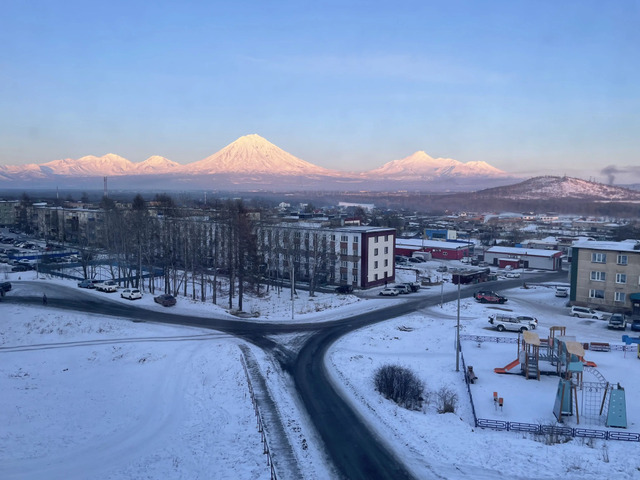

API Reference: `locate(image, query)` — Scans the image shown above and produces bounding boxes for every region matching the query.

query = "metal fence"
[475,418,640,442]
[460,334,636,352]
[240,355,278,480]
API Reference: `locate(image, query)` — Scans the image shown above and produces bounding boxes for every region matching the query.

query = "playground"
[462,328,639,431]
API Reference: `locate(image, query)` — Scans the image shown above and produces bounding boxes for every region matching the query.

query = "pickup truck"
[474,290,508,304]
[489,314,538,332]
[96,280,118,293]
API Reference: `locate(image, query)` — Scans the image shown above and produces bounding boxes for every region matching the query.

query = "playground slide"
[494,359,519,374]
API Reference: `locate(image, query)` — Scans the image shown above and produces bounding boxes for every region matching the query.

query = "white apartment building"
[257,224,395,289]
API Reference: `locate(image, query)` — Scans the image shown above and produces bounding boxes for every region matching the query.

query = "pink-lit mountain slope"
[180,134,339,176]
[473,176,640,200]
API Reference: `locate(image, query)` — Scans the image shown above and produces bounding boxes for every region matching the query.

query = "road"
[6,271,566,479]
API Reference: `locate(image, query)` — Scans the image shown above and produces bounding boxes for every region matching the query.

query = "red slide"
[494,359,519,374]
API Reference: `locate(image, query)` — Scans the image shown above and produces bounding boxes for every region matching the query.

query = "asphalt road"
[5,271,566,479]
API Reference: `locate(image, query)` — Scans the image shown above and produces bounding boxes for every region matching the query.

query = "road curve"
[6,272,565,479]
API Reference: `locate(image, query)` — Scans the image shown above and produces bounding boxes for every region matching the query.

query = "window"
[374,248,379,256]
[374,237,379,243]
[341,261,348,268]
[590,271,606,282]
[331,234,335,241]
[340,235,348,242]
[384,246,389,254]
[340,248,347,255]
[374,273,379,280]
[385,235,389,241]
[353,261,358,268]
[617,254,628,265]
[616,273,627,284]
[352,274,358,283]
[591,253,606,263]
[384,259,388,267]
[589,289,605,299]
[615,292,626,302]
[341,273,348,281]
[374,261,379,268]
[353,237,358,243]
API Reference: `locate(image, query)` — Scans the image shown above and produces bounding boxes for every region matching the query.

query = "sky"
[1,1,639,182]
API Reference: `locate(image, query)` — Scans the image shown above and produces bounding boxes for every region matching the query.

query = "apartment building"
[257,224,395,289]
[570,240,640,315]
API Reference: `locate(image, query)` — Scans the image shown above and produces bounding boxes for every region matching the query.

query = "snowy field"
[2,267,640,479]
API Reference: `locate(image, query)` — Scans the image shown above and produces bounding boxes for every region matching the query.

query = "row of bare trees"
[74,195,263,311]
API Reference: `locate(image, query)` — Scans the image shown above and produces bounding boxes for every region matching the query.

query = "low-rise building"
[484,246,563,270]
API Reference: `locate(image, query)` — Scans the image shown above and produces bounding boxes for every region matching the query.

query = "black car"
[0,281,11,292]
[11,265,30,272]
[335,285,354,294]
[154,294,177,307]
[631,319,640,332]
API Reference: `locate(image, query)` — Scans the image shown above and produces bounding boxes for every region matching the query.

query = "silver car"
[121,288,143,300]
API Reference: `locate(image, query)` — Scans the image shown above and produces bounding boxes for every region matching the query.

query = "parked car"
[96,280,118,293]
[570,306,605,319]
[474,290,507,304]
[607,313,626,330]
[335,285,353,294]
[0,281,11,292]
[391,284,410,294]
[436,265,448,272]
[489,314,538,332]
[154,293,176,306]
[630,319,640,332]
[402,282,420,292]
[504,272,520,278]
[379,288,400,296]
[121,288,143,300]
[11,265,30,272]
[555,287,568,298]
[77,279,97,289]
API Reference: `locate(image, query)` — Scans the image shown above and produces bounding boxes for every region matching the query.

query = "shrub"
[435,386,458,414]
[374,364,425,410]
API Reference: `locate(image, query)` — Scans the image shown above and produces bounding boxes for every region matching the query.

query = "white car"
[505,272,520,278]
[489,314,538,332]
[121,288,142,300]
[96,280,118,293]
[570,306,605,319]
[379,288,400,296]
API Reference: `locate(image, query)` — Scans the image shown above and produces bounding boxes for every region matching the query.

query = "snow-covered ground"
[2,267,639,479]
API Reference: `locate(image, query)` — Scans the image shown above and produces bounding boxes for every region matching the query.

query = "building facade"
[570,240,640,315]
[257,224,395,289]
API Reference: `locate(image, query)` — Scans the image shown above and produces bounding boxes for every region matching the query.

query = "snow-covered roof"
[572,239,640,253]
[396,238,469,250]
[486,246,561,257]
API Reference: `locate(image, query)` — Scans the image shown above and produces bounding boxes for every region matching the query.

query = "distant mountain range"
[0,134,518,192]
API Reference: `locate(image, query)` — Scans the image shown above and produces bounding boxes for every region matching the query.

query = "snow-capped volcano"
[181,134,338,176]
[364,151,509,179]
[38,154,135,176]
[133,156,181,174]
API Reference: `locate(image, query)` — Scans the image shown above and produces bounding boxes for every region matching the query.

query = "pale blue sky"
[1,1,638,181]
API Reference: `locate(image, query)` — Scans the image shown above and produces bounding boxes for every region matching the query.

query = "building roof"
[396,238,469,250]
[572,239,640,253]
[486,246,562,258]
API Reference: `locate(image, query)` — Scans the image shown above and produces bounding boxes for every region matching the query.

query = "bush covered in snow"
[373,364,425,410]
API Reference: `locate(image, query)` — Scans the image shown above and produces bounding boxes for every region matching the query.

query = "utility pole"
[456,278,461,372]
